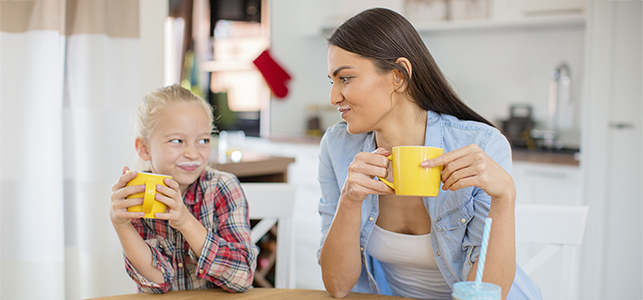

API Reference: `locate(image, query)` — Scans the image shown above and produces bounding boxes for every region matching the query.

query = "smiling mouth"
[338,107,350,117]
[177,162,202,171]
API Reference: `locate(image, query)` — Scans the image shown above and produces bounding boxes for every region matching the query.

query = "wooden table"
[210,152,296,183]
[87,288,411,300]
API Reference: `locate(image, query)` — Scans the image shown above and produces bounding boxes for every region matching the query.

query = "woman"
[317,8,541,300]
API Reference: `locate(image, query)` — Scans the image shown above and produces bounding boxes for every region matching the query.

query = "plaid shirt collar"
[183,170,212,205]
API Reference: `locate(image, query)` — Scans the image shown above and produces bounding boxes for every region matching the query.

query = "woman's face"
[327,45,400,134]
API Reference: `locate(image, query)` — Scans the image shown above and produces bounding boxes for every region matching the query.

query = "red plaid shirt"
[124,170,258,293]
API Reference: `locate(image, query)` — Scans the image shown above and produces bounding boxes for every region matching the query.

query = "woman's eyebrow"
[330,65,354,78]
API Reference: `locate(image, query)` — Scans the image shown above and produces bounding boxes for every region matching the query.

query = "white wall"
[268,1,336,138]
[269,1,585,150]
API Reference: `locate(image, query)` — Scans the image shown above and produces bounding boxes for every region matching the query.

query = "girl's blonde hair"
[133,84,215,170]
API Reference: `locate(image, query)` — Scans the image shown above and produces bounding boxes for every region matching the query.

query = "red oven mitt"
[253,49,292,98]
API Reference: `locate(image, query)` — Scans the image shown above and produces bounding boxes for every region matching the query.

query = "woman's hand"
[341,148,395,203]
[421,144,515,202]
[153,178,195,230]
[110,167,146,226]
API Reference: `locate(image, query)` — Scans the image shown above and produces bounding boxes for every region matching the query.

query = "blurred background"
[0,0,641,299]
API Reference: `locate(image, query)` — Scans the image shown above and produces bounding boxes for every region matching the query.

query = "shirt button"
[178,263,183,268]
[368,217,374,222]
[360,247,364,252]
[436,251,441,257]
[198,269,204,274]
[461,218,466,223]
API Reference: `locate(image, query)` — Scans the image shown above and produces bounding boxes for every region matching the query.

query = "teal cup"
[452,281,501,300]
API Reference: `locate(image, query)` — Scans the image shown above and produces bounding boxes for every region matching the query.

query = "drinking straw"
[475,217,493,287]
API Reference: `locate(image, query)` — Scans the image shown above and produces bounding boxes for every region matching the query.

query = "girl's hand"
[153,178,194,230]
[341,148,395,203]
[110,167,146,226]
[421,144,516,202]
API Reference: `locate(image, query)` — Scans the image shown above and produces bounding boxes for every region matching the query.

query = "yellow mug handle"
[142,179,156,214]
[377,155,395,191]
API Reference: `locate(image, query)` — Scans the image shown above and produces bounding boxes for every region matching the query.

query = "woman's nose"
[329,84,343,106]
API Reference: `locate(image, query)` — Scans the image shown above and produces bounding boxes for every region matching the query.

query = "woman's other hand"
[421,144,516,202]
[110,167,146,226]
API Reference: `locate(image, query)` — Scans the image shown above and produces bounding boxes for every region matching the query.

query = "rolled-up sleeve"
[123,235,173,294]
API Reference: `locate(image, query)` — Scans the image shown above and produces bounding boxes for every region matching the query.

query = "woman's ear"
[393,57,412,91]
[135,137,151,161]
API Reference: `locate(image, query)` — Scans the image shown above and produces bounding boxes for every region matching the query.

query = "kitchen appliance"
[501,104,535,148]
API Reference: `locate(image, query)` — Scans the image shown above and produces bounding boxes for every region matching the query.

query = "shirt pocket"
[434,196,475,259]
[435,197,474,232]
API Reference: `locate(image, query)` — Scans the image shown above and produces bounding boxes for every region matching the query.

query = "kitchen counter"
[209,151,296,182]
[512,148,580,166]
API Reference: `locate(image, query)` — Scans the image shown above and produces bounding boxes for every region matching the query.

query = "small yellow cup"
[126,172,172,218]
[378,146,444,197]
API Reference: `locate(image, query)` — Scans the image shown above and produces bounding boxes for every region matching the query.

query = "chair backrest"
[515,204,589,300]
[241,183,297,289]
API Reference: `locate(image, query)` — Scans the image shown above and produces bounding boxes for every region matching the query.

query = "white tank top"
[367,224,452,300]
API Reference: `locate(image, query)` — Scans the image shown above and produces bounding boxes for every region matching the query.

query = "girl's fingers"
[155,184,179,198]
[112,169,138,192]
[121,166,131,175]
[115,211,145,219]
[153,192,176,208]
[153,212,174,220]
[112,197,145,210]
[112,184,145,201]
[164,177,180,189]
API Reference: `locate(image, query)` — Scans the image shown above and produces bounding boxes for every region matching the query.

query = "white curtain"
[1,1,143,299]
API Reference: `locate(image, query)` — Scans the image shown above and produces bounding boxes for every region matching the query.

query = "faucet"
[543,62,572,149]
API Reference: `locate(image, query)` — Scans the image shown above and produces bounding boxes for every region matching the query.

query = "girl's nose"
[184,144,198,158]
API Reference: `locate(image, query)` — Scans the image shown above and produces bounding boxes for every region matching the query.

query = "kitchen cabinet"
[512,160,583,299]
[513,161,582,206]
[492,0,587,20]
[321,0,586,36]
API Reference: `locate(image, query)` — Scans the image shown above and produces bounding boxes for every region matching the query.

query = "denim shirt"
[317,111,542,299]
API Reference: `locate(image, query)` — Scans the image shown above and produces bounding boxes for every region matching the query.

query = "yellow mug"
[126,172,173,218]
[378,146,444,197]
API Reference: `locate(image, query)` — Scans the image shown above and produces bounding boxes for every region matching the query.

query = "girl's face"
[138,102,212,193]
[327,45,400,134]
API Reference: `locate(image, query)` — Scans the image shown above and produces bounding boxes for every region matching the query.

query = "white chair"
[515,204,589,300]
[241,182,297,289]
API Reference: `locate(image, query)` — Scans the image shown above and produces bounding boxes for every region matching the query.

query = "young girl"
[109,84,257,293]
[318,8,541,300]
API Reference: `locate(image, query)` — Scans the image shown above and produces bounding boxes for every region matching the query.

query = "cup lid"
[452,281,501,300]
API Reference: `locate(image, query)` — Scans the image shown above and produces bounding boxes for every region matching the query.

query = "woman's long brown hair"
[328,8,495,127]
